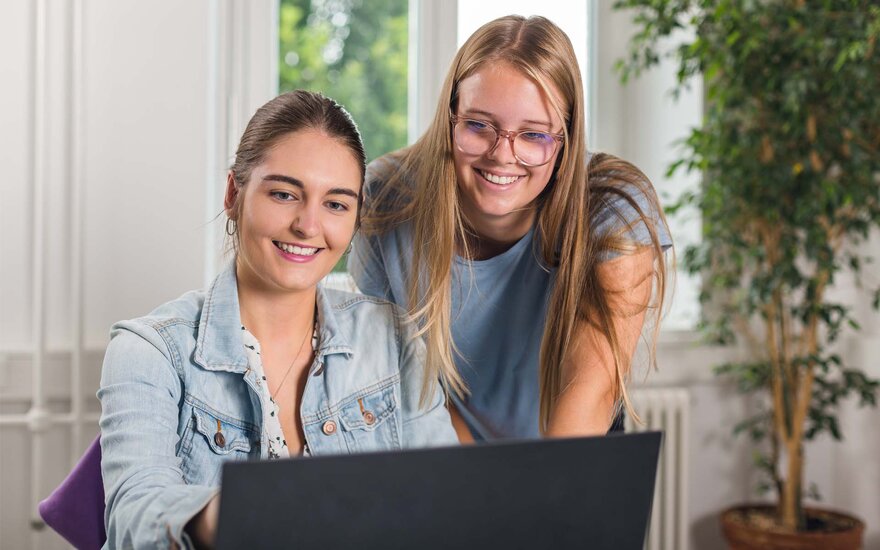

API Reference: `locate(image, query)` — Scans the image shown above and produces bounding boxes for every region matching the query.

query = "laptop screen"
[217,431,661,550]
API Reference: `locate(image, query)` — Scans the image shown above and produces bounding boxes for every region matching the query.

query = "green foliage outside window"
[279,0,408,163]
[279,0,407,272]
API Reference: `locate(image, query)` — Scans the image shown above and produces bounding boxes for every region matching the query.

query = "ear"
[224,171,239,218]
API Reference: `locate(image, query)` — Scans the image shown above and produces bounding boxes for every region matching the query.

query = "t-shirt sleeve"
[592,183,673,261]
[349,232,393,302]
[349,156,399,301]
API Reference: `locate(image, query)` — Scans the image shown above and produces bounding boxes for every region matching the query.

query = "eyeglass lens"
[453,119,558,166]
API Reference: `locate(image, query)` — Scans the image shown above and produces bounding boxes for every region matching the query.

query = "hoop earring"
[345,229,359,255]
[225,218,237,236]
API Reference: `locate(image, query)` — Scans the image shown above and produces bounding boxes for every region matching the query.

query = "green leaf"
[614,0,880,504]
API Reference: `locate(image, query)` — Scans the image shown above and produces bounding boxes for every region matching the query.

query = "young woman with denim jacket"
[98,91,457,549]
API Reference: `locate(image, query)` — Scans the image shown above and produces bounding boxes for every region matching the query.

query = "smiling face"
[452,62,565,235]
[226,129,362,296]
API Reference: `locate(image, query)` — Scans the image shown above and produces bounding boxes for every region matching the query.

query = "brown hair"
[362,16,671,431]
[227,90,366,246]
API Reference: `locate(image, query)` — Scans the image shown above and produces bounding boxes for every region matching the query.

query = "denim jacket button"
[214,432,226,448]
[363,411,376,425]
[322,420,337,435]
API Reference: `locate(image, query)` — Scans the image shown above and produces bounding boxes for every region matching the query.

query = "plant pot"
[720,504,865,550]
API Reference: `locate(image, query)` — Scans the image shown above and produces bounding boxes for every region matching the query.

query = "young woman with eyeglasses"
[350,16,673,442]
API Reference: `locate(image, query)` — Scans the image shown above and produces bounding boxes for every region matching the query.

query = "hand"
[187,493,221,549]
[448,402,475,444]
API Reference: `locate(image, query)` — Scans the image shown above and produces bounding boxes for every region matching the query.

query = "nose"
[486,131,517,164]
[291,204,320,239]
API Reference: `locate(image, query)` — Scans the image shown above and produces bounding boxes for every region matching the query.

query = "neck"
[459,204,536,260]
[235,265,317,342]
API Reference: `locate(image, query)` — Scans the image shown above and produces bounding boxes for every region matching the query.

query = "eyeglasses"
[450,114,564,167]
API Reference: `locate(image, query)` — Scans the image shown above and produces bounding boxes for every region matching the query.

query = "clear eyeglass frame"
[449,113,565,167]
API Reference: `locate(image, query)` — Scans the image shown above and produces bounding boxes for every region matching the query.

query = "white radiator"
[626,388,690,550]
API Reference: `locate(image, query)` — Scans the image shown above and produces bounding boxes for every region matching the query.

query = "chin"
[278,275,322,293]
[469,195,523,219]
[263,265,321,293]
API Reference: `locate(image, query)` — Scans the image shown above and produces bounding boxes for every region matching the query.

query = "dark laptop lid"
[217,431,661,550]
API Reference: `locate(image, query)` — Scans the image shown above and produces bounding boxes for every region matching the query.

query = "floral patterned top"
[241,324,318,459]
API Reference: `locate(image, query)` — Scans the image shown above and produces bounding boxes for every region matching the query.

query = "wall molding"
[0,3,279,545]
[0,350,104,404]
[204,0,278,283]
[407,0,457,142]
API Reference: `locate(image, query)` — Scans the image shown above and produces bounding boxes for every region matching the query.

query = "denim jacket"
[98,266,457,549]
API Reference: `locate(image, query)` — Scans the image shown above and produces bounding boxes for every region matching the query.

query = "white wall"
[1,2,878,550]
[0,1,276,548]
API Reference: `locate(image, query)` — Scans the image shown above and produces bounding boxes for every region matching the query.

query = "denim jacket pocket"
[338,383,400,453]
[181,404,256,485]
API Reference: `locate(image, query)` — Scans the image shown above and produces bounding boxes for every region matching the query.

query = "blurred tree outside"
[280,0,407,272]
[279,0,408,163]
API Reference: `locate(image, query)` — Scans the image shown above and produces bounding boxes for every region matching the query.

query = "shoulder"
[116,287,206,332]
[588,152,657,212]
[321,288,404,324]
[365,153,404,190]
[591,180,659,228]
[588,153,668,231]
[110,288,206,354]
[101,287,207,389]
[320,287,412,346]
[584,152,672,259]
[356,153,416,268]
[364,151,415,210]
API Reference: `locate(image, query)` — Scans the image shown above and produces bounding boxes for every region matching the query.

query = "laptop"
[216,431,661,550]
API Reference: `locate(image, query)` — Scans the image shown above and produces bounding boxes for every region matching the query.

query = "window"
[279,0,408,273]
[279,0,409,163]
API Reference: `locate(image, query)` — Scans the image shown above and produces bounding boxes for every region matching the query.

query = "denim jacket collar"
[193,265,352,373]
[315,283,354,359]
[193,266,248,373]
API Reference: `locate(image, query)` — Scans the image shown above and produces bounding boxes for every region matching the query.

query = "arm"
[99,325,218,549]
[447,403,476,444]
[545,247,655,437]
[396,313,459,448]
[185,494,220,549]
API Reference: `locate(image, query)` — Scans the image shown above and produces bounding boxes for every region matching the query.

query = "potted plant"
[614,1,880,548]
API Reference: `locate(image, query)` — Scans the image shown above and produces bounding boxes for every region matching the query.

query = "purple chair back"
[39,436,106,550]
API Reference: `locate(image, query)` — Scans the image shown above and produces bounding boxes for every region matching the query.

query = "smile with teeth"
[478,169,522,185]
[274,241,320,256]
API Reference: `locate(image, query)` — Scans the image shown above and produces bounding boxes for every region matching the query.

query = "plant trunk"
[780,440,804,530]
[763,224,819,533]
[775,259,827,532]
[776,352,814,531]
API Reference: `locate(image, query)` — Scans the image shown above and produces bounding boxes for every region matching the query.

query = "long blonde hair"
[361,16,670,431]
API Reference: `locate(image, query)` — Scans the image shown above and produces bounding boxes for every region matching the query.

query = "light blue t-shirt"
[349,158,672,440]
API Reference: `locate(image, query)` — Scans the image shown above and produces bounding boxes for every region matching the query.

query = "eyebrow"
[461,109,553,130]
[262,174,359,200]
